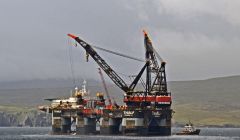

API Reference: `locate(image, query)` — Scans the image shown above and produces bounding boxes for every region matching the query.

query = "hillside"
[170,75,240,126]
[0,76,240,126]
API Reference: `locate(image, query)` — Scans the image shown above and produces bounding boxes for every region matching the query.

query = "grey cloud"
[0,0,240,82]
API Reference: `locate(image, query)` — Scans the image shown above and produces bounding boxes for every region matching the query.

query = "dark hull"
[51,127,61,134]
[122,126,148,136]
[76,125,97,135]
[122,109,172,136]
[61,117,71,133]
[61,125,71,133]
[176,129,200,135]
[100,110,122,135]
[76,117,97,135]
[100,126,121,135]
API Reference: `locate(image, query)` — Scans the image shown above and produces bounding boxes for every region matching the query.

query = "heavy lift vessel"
[67,30,173,136]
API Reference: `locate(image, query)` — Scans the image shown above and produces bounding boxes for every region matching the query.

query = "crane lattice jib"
[68,34,129,93]
[143,31,168,94]
[144,31,159,70]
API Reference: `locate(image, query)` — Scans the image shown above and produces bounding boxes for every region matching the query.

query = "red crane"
[98,67,112,106]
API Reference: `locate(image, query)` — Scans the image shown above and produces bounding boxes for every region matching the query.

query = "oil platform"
[39,30,173,136]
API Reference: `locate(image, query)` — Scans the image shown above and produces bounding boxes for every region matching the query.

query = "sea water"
[0,127,239,140]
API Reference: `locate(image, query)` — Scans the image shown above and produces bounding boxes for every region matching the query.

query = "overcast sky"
[0,0,240,82]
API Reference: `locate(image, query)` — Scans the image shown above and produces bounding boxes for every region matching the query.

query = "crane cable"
[69,39,139,86]
[92,45,145,62]
[92,45,146,85]
[71,39,150,87]
[67,38,77,86]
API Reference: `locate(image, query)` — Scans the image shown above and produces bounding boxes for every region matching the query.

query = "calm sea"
[0,127,239,140]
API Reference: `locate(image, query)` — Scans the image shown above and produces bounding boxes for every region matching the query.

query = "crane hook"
[85,52,89,62]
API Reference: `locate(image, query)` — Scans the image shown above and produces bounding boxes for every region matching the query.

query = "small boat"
[176,122,200,135]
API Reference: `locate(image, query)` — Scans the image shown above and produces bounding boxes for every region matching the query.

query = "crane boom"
[143,30,168,95]
[68,34,129,92]
[98,68,112,105]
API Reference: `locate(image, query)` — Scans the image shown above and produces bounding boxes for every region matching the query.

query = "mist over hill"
[0,75,240,126]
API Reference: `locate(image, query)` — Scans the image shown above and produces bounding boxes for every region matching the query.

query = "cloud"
[155,0,240,26]
[121,0,240,80]
[123,0,240,39]
[0,0,240,82]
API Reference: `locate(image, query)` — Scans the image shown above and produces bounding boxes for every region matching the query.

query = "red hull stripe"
[124,96,171,102]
